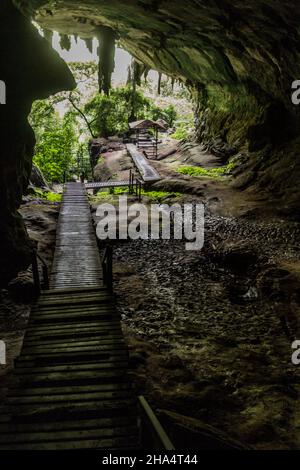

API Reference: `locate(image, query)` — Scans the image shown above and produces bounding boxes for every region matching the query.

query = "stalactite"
[84,38,93,54]
[126,65,132,86]
[133,60,143,87]
[42,28,53,45]
[157,72,162,95]
[143,65,151,83]
[74,34,78,43]
[171,77,175,91]
[96,26,116,95]
[59,34,71,51]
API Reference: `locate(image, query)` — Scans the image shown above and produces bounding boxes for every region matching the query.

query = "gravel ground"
[112,212,300,449]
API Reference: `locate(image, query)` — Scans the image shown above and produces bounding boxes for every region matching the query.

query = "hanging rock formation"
[96,26,117,95]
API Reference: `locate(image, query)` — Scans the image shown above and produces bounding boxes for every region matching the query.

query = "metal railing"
[31,250,49,294]
[135,177,143,201]
[129,169,134,194]
[129,169,143,201]
[102,244,113,292]
[138,396,175,450]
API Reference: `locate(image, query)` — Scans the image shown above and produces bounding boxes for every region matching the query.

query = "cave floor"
[112,219,300,449]
[91,143,300,448]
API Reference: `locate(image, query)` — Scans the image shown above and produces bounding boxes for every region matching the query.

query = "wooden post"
[129,169,132,193]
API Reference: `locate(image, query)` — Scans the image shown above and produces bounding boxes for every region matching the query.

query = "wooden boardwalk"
[51,183,102,289]
[0,183,139,450]
[126,144,161,182]
[85,181,132,190]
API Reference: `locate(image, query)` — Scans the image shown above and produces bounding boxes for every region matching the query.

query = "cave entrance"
[27,29,193,188]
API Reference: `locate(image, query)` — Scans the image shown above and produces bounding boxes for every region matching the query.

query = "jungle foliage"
[29,62,181,182]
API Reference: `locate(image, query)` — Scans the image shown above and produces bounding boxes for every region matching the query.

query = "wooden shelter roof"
[129,119,166,130]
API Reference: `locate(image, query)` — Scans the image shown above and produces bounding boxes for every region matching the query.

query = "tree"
[148,103,177,127]
[83,86,152,137]
[30,104,78,182]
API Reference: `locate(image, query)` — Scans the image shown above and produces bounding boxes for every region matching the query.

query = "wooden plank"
[30,313,115,323]
[7,383,132,398]
[22,340,125,354]
[25,322,121,334]
[24,331,122,344]
[36,297,112,307]
[4,398,136,415]
[6,390,132,405]
[40,287,105,295]
[25,322,121,332]
[0,416,136,433]
[15,361,128,375]
[15,369,129,386]
[24,334,124,347]
[31,303,115,313]
[18,350,128,363]
[0,425,138,444]
[0,436,138,450]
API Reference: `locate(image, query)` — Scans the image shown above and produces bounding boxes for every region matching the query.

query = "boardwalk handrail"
[102,244,113,291]
[129,169,134,194]
[126,144,161,182]
[138,396,175,450]
[136,177,143,201]
[31,250,49,294]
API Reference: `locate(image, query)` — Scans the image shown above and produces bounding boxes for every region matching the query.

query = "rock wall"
[0,0,75,285]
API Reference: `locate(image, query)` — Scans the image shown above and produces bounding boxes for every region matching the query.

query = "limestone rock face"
[0,0,75,285]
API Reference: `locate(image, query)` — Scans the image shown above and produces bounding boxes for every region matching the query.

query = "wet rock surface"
[113,214,300,449]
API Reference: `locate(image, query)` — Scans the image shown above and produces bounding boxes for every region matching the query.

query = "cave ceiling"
[13,1,300,103]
